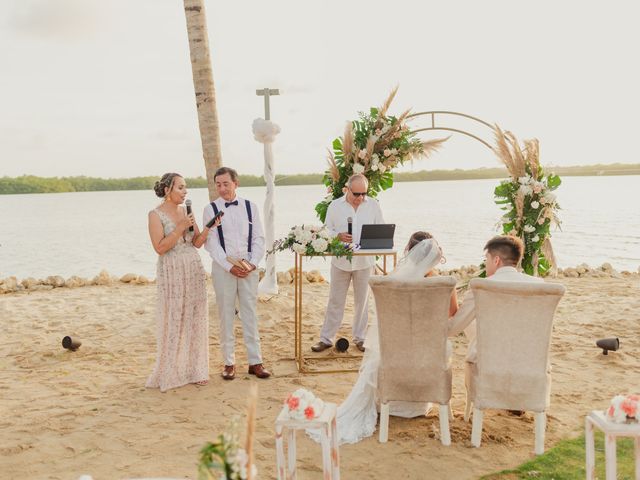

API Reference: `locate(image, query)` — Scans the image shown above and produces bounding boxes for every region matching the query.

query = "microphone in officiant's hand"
[185,199,194,232]
[347,217,352,236]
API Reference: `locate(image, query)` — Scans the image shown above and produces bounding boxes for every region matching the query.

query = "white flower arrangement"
[283,388,325,421]
[606,394,639,424]
[492,126,562,276]
[268,224,353,260]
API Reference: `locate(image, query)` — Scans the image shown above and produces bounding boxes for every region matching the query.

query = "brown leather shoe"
[248,364,271,379]
[355,340,365,352]
[222,365,236,380]
[311,341,333,352]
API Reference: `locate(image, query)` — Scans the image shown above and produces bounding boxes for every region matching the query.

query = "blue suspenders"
[210,199,253,254]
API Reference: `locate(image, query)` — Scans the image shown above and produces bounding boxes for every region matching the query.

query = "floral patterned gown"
[146,208,209,392]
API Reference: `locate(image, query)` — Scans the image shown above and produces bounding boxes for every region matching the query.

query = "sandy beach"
[1,271,639,479]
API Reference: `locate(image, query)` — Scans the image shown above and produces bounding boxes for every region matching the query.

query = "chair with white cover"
[466,278,565,455]
[370,275,457,446]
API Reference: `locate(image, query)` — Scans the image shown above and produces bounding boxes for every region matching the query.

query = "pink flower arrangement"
[283,388,324,421]
[606,394,639,423]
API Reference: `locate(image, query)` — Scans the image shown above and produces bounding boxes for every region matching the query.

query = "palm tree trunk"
[183,0,222,201]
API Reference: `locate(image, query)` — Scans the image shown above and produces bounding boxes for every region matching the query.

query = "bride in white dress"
[309,233,458,445]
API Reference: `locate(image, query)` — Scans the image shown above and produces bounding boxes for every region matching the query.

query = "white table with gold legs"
[294,249,397,374]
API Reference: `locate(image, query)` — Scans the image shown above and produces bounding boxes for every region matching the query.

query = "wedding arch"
[407,110,496,150]
[280,89,561,277]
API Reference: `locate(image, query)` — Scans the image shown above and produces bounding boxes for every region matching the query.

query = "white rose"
[518,176,529,185]
[300,230,313,243]
[358,149,367,160]
[524,224,536,233]
[311,238,328,253]
[542,192,556,204]
[531,201,540,209]
[531,235,540,242]
[352,163,365,174]
[292,243,306,254]
[371,155,379,166]
[379,164,387,173]
[518,184,533,196]
[370,163,379,171]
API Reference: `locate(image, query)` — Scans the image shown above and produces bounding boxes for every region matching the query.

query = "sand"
[1,274,639,479]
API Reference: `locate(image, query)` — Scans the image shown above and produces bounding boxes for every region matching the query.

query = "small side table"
[275,402,339,480]
[585,410,640,480]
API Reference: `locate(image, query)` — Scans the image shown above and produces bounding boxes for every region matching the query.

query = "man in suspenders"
[203,167,271,380]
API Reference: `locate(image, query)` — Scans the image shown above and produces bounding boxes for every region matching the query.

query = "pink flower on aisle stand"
[606,394,640,423]
[283,388,324,421]
[621,397,638,417]
[286,394,300,410]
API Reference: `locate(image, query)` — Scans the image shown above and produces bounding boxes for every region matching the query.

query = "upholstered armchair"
[369,275,457,445]
[465,278,565,454]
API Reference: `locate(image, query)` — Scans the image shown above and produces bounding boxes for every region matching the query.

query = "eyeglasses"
[350,190,367,197]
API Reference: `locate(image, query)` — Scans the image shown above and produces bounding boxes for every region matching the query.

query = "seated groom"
[448,235,543,364]
[311,173,384,353]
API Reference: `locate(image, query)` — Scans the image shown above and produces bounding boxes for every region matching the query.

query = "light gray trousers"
[320,264,372,345]
[211,262,263,366]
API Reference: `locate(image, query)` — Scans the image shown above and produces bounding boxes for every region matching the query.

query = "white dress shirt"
[324,195,384,272]
[203,196,265,272]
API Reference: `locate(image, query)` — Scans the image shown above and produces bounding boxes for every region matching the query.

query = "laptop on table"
[359,224,395,249]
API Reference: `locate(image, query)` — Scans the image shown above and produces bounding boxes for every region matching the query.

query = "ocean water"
[1,176,638,280]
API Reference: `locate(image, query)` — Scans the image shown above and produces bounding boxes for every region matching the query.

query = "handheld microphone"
[347,217,353,236]
[185,199,194,232]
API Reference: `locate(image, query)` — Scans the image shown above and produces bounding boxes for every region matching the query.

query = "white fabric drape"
[252,118,281,295]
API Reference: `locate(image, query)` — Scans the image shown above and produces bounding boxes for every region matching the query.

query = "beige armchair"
[369,275,457,446]
[466,278,566,454]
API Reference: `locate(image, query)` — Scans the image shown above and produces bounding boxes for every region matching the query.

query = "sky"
[1,0,639,178]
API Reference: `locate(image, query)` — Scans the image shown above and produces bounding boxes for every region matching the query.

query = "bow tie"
[225,200,239,208]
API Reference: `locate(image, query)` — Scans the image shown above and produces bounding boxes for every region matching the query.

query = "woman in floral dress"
[146,172,218,392]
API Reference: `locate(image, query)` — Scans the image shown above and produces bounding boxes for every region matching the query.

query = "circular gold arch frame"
[407,110,496,150]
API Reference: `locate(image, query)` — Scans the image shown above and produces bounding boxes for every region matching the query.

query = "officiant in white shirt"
[203,167,271,381]
[311,173,385,353]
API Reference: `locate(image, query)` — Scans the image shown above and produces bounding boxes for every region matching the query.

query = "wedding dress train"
[309,238,446,445]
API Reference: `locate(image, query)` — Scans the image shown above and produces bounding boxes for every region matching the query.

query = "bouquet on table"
[269,224,353,261]
[605,394,639,424]
[283,388,325,421]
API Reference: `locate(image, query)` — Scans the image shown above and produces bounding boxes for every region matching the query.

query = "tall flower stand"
[275,402,339,480]
[293,249,397,374]
[585,410,640,480]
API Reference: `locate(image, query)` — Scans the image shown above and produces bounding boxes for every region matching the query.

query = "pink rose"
[286,394,300,410]
[621,397,638,417]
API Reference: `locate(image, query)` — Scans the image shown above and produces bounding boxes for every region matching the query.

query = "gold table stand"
[294,250,397,374]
